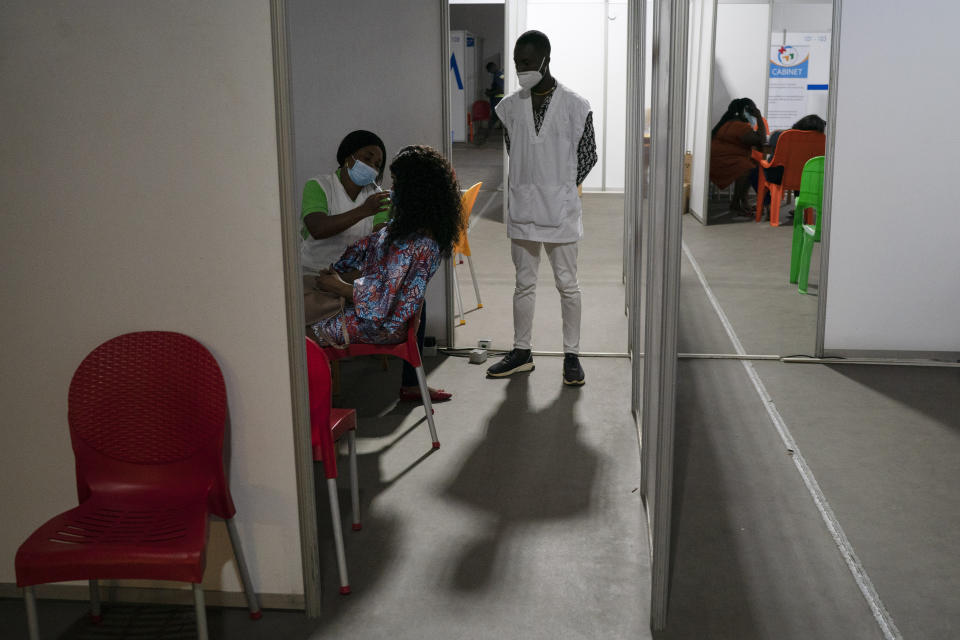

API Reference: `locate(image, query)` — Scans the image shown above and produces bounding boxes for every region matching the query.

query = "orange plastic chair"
[453,181,483,326]
[15,331,261,640]
[755,130,826,226]
[322,308,439,450]
[306,339,359,595]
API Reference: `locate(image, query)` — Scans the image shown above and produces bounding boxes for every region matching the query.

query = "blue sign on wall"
[450,53,463,91]
[770,58,809,78]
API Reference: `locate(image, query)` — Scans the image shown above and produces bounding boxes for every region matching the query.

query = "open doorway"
[448,0,631,357]
[682,0,834,359]
[447,1,507,346]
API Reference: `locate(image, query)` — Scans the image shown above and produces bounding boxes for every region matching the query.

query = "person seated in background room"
[709,97,767,215]
[764,113,827,180]
[758,114,827,224]
[307,145,463,402]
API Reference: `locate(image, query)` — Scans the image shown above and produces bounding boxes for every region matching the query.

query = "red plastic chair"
[306,338,359,595]
[322,308,439,449]
[471,99,491,123]
[14,331,261,640]
[755,129,826,226]
[470,100,493,142]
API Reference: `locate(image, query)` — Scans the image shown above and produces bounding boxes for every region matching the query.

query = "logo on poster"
[770,46,809,78]
[777,46,799,65]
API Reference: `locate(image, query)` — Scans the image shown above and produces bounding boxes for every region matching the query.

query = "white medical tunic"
[299,171,380,273]
[496,83,591,243]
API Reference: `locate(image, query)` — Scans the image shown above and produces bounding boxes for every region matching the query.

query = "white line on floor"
[682,241,902,640]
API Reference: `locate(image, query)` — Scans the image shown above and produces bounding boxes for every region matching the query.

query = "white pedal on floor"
[468,348,488,364]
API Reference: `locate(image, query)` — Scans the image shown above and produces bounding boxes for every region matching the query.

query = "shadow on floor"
[826,363,960,430]
[440,375,599,592]
[655,360,759,638]
[313,355,449,616]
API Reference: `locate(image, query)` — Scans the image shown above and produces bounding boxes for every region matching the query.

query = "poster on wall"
[767,44,810,131]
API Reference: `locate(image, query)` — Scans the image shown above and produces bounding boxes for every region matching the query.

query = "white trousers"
[511,239,581,354]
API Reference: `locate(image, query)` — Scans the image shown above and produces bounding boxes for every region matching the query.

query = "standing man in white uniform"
[486,30,598,385]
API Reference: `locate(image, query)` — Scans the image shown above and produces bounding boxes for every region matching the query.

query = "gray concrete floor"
[673,201,960,639]
[308,355,651,640]
[681,200,821,357]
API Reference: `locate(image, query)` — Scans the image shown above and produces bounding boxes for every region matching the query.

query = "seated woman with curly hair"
[307,145,463,398]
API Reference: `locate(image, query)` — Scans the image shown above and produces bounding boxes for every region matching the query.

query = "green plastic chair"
[790,156,825,293]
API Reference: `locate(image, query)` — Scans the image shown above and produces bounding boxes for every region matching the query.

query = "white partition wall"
[642,0,689,628]
[771,1,832,33]
[606,1,630,191]
[686,0,717,222]
[524,0,628,192]
[821,0,960,356]
[0,1,304,604]
[712,2,770,122]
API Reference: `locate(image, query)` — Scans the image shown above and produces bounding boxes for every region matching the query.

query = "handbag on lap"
[303,269,352,347]
[303,272,345,324]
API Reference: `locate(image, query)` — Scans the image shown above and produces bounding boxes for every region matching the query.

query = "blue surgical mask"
[389,189,397,202]
[745,113,758,127]
[347,157,378,186]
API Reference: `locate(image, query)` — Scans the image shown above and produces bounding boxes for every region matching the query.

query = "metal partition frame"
[814,0,841,358]
[641,0,689,630]
[625,0,644,359]
[269,0,321,617]
[694,0,718,226]
[441,0,455,348]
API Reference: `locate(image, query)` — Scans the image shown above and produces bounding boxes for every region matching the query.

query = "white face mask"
[517,57,546,90]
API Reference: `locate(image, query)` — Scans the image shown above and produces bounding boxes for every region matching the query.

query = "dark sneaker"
[486,348,534,377]
[563,353,585,386]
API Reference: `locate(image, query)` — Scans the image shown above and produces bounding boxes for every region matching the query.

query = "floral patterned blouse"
[310,226,440,346]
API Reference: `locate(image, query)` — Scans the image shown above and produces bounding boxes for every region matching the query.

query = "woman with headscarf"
[709,98,767,215]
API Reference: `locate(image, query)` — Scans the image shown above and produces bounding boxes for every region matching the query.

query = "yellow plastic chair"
[453,182,483,326]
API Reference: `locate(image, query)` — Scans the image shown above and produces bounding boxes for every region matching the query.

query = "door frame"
[269,0,322,617]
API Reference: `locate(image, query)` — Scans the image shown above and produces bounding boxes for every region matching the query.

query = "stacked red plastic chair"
[15,331,261,640]
[306,338,359,595]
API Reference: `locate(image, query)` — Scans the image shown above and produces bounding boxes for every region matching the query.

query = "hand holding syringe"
[370,184,393,226]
